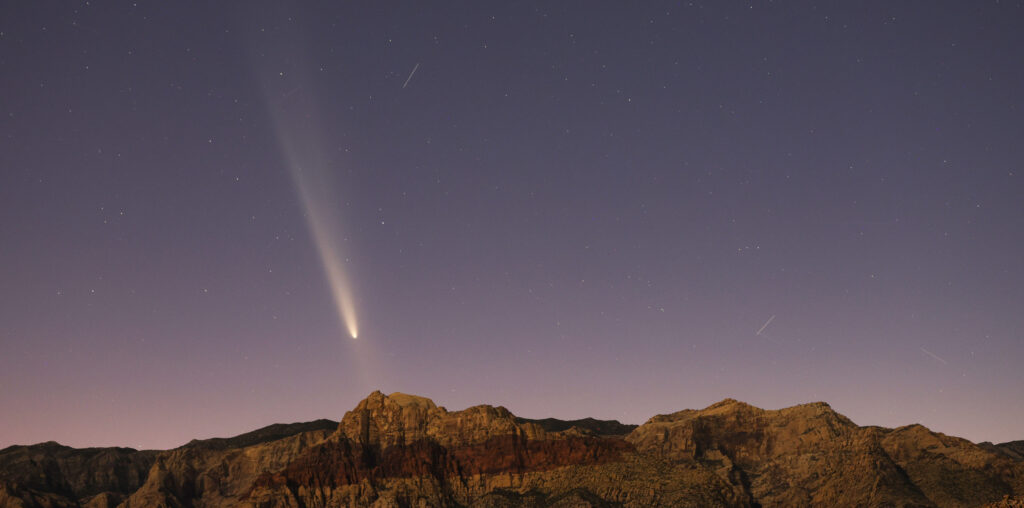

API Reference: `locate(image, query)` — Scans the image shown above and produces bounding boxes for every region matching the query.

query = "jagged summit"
[1,391,1022,508]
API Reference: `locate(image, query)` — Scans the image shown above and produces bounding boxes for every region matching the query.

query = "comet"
[263,74,360,340]
[250,12,375,393]
[301,193,360,340]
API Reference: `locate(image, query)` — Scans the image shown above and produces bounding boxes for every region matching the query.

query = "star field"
[1,1,1022,449]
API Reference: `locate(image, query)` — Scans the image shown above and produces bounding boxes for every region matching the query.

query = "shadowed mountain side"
[0,442,156,507]
[1,391,1022,507]
[179,419,338,451]
[118,424,334,508]
[980,441,1024,462]
[514,417,637,436]
[0,421,337,508]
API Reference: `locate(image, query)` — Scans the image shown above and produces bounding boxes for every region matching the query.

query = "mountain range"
[2,391,1022,507]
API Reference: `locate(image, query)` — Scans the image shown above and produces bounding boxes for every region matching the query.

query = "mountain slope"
[1,392,1021,507]
[0,442,156,508]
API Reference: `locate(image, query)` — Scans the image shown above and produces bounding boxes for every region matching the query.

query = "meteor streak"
[402,62,420,89]
[920,347,947,365]
[756,315,775,336]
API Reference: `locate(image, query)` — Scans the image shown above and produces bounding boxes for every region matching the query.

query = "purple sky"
[2,2,1023,450]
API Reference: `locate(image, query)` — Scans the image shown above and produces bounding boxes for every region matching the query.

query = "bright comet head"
[303,189,360,341]
[262,71,361,341]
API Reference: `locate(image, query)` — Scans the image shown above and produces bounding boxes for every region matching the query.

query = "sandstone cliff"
[1,392,1021,507]
[627,398,1024,506]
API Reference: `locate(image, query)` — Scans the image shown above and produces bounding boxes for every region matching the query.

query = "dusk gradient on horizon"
[1,1,1023,450]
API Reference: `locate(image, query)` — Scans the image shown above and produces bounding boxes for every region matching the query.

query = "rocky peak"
[337,391,549,449]
[337,391,446,448]
[0,440,157,505]
[641,398,760,426]
[4,394,1023,508]
[627,398,858,464]
[705,398,746,409]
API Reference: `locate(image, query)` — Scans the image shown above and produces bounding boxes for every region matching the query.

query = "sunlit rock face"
[626,399,1024,507]
[337,391,549,449]
[2,392,1023,507]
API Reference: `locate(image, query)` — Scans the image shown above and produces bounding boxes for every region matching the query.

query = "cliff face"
[627,399,1024,507]
[0,442,157,508]
[335,391,550,448]
[120,426,334,508]
[1,392,1022,508]
[246,391,638,507]
[0,421,336,508]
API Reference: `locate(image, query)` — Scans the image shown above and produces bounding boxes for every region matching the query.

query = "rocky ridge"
[0,441,157,508]
[1,391,1021,507]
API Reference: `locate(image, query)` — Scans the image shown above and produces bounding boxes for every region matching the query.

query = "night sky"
[2,2,1023,450]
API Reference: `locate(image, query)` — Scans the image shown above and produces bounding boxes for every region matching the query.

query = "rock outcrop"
[982,441,1024,462]
[119,420,337,508]
[0,442,156,507]
[627,398,1024,506]
[1,392,1021,507]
